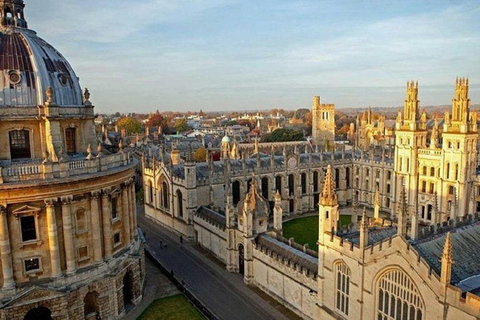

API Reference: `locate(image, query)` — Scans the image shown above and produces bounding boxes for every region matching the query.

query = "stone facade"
[143,78,480,319]
[0,2,144,318]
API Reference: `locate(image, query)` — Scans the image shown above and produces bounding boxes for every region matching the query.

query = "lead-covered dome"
[0,0,83,107]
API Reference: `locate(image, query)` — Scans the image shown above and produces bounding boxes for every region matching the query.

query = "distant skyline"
[27,1,480,113]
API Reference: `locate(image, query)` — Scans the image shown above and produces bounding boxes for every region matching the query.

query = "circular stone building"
[0,1,144,319]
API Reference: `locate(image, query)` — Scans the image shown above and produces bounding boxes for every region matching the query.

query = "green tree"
[262,128,304,142]
[116,117,142,135]
[174,118,190,133]
[193,147,207,162]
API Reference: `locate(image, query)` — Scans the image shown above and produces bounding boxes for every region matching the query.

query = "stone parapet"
[0,152,134,185]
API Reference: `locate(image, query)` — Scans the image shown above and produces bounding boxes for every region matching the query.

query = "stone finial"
[46,86,56,105]
[319,165,338,206]
[360,207,368,229]
[84,88,92,106]
[97,143,103,158]
[118,139,124,152]
[359,207,369,248]
[441,232,453,285]
[86,144,93,160]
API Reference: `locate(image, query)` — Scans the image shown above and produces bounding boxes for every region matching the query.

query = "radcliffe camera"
[0,1,479,320]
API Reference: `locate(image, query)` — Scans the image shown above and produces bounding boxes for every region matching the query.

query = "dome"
[222,135,231,143]
[0,0,83,107]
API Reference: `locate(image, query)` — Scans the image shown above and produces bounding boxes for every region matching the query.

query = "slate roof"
[195,206,226,229]
[413,222,480,286]
[342,227,397,246]
[255,234,318,275]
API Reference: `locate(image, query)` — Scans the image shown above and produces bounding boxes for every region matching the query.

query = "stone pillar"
[45,199,62,278]
[122,185,131,245]
[61,196,76,275]
[0,206,15,289]
[129,183,137,240]
[102,190,113,260]
[90,191,103,263]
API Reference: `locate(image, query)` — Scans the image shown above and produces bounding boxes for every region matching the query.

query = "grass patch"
[138,294,205,320]
[283,215,351,252]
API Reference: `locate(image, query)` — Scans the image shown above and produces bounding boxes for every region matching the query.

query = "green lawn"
[138,295,205,320]
[283,215,352,252]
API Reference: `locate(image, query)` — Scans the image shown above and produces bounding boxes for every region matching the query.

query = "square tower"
[312,96,335,146]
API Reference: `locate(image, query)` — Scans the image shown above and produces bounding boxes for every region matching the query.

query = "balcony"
[0,151,134,185]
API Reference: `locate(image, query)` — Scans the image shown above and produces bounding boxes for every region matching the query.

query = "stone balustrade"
[0,151,133,184]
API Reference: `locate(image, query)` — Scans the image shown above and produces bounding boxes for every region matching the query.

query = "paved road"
[138,209,293,320]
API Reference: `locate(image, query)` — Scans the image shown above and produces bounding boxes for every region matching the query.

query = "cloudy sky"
[26,0,480,113]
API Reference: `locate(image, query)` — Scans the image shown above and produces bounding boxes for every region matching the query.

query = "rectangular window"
[113,232,121,245]
[111,198,118,220]
[78,246,89,261]
[24,257,40,273]
[21,216,36,242]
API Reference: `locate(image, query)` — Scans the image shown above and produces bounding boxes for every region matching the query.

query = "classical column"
[45,199,62,278]
[129,183,136,241]
[122,185,131,245]
[90,191,103,263]
[61,196,76,275]
[0,206,15,289]
[101,190,113,260]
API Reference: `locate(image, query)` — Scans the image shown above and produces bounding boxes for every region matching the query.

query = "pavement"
[136,205,301,320]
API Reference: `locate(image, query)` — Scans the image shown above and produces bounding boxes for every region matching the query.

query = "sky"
[26,0,480,113]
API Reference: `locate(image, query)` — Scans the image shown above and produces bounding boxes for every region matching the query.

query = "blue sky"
[26,1,480,113]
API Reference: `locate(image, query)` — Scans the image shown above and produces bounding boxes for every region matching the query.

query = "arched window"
[288,174,294,195]
[301,173,307,194]
[313,171,319,192]
[446,163,450,179]
[422,166,427,175]
[162,181,169,209]
[421,180,426,193]
[377,268,424,320]
[176,190,183,218]
[345,167,350,188]
[335,262,350,316]
[9,129,31,159]
[232,181,241,206]
[454,164,459,180]
[275,176,282,193]
[261,177,269,199]
[84,291,99,318]
[430,167,435,177]
[335,168,340,189]
[148,181,153,205]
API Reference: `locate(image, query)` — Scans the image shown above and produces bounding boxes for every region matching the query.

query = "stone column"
[45,199,62,278]
[129,183,137,241]
[122,185,131,245]
[61,196,76,275]
[90,191,103,263]
[101,190,113,260]
[0,206,14,289]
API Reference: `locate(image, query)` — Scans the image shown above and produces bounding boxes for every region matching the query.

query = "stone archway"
[24,307,52,320]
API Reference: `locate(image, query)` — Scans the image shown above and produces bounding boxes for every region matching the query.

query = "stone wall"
[194,217,227,263]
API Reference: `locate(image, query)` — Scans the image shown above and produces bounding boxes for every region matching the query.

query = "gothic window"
[377,268,424,320]
[448,186,454,195]
[275,176,282,193]
[430,167,435,177]
[335,262,350,316]
[9,129,31,159]
[313,171,319,192]
[427,205,433,220]
[176,190,184,218]
[346,167,350,188]
[148,181,153,205]
[262,177,269,199]
[386,184,391,194]
[288,174,294,195]
[335,169,340,189]
[301,173,307,194]
[387,171,391,180]
[422,166,427,175]
[162,181,169,209]
[65,127,77,154]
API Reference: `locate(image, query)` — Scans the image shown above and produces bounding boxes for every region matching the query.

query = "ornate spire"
[441,232,453,285]
[359,207,369,248]
[319,165,337,206]
[1,0,28,28]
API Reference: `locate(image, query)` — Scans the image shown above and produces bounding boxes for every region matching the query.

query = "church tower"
[394,81,427,220]
[442,78,478,220]
[312,96,335,147]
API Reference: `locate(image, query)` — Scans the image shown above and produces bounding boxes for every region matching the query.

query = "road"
[138,209,295,320]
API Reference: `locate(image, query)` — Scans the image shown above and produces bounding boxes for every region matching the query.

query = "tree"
[146,110,167,128]
[116,117,142,135]
[174,118,190,133]
[193,147,207,162]
[262,128,304,142]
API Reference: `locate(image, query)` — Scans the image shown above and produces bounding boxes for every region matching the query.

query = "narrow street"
[137,207,297,320]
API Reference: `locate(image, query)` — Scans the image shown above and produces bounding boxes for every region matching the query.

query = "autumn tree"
[174,118,190,133]
[146,110,167,128]
[193,147,207,162]
[116,117,142,135]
